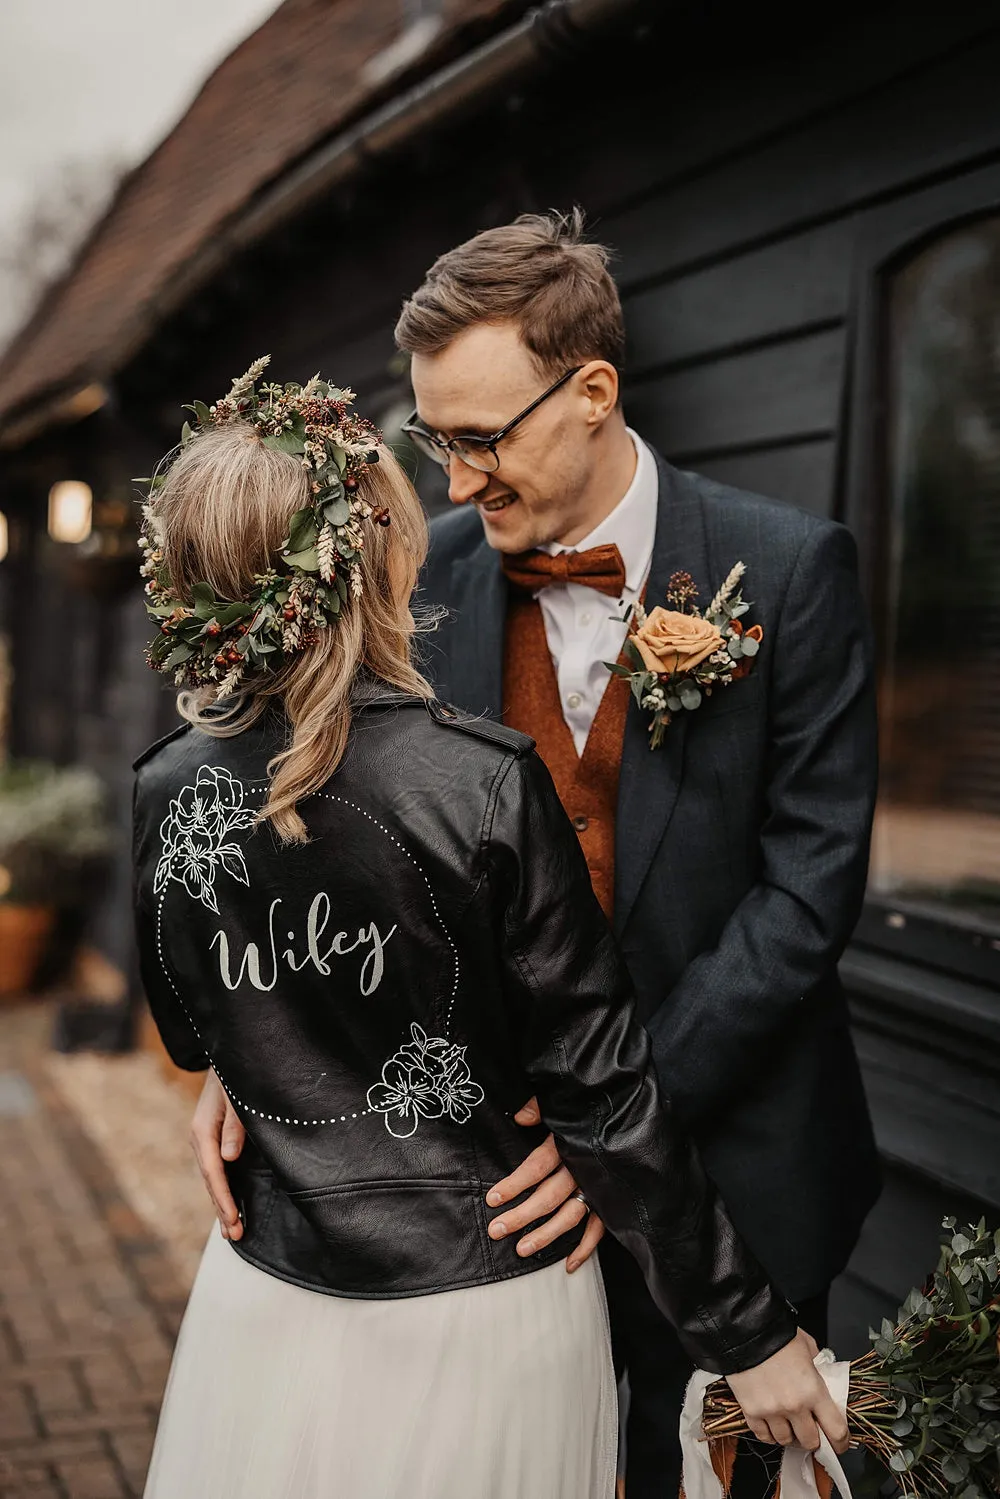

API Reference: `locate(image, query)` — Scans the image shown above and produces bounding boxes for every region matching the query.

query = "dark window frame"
[838,163,1000,993]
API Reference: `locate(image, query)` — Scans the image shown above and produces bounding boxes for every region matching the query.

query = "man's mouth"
[477,492,516,514]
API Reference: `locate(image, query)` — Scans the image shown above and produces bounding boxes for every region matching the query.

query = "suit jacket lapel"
[614,457,711,934]
[445,538,506,718]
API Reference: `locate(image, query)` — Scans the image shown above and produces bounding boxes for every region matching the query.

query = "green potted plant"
[0,762,111,997]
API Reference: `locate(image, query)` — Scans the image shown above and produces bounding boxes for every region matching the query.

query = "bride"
[133,360,847,1499]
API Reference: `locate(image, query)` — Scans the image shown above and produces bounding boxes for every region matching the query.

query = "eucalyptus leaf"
[741,635,760,657]
[328,443,348,474]
[728,638,744,658]
[190,582,217,620]
[283,546,319,571]
[335,574,348,604]
[180,420,194,445]
[217,602,253,627]
[605,662,633,679]
[285,507,318,554]
[164,644,194,668]
[262,429,304,456]
[678,683,702,710]
[323,496,351,528]
[892,1419,914,1437]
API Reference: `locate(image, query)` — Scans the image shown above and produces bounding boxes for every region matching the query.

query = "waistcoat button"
[572,815,589,832]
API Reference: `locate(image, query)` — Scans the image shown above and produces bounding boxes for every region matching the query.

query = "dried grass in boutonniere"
[701,1218,1000,1499]
[606,562,763,749]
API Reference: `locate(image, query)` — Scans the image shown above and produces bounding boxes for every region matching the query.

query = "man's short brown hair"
[394,209,625,376]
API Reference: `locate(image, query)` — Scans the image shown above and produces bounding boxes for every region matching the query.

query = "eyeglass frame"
[400,365,584,473]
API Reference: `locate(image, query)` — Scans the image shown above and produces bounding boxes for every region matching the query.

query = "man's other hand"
[485,1096,605,1271]
[726,1329,850,1453]
[190,1069,246,1241]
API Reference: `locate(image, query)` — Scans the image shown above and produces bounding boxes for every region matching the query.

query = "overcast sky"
[0,0,279,345]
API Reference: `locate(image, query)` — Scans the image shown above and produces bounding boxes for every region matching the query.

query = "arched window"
[868,217,1000,940]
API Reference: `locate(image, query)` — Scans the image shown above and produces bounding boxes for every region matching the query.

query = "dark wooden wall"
[8,0,1000,1349]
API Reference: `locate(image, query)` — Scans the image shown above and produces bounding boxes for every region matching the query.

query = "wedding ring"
[573,1191,589,1208]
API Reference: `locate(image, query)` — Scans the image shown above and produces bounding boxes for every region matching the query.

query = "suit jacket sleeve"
[132,771,210,1072]
[487,749,797,1374]
[647,522,878,1123]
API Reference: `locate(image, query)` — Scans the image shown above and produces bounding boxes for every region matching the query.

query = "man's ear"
[579,361,620,427]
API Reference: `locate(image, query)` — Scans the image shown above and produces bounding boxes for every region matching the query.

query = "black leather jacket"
[133,686,796,1374]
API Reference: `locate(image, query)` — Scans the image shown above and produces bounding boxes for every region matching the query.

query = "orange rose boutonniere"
[606,562,763,748]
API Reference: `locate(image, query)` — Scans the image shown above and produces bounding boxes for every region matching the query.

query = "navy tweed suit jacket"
[416,451,881,1301]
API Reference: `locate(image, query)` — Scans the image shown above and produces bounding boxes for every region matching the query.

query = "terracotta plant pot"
[0,903,56,998]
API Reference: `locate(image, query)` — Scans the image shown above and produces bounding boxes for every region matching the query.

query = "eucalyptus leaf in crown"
[138,355,389,699]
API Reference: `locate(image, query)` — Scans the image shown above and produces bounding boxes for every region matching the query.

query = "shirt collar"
[544,429,657,596]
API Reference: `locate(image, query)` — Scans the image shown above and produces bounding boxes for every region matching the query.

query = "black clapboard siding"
[691,440,837,519]
[529,3,1000,234]
[605,25,1000,289]
[623,221,853,375]
[624,327,844,460]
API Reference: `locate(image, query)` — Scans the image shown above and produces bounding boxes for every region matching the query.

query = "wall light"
[48,481,93,544]
[0,512,7,562]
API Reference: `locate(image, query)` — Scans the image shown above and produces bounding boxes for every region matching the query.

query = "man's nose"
[447,453,491,506]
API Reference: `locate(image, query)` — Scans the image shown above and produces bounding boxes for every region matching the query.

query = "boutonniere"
[606,563,763,749]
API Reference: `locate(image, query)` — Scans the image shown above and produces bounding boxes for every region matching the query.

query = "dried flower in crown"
[137,356,385,698]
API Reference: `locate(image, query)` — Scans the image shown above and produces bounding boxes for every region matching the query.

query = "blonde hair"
[151,421,434,842]
[394,208,625,376]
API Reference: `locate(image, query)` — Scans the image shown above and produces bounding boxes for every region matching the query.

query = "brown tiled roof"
[0,0,529,436]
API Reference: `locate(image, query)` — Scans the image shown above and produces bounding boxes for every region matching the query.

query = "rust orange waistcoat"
[502,593,631,920]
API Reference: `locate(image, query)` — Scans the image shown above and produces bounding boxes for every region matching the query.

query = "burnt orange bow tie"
[502,542,627,598]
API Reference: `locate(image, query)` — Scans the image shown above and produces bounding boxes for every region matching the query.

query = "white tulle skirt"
[143,1226,617,1499]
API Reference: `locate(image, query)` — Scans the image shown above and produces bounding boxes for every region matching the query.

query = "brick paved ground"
[0,1003,192,1499]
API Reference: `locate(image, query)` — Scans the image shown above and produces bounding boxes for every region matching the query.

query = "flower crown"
[139,355,387,698]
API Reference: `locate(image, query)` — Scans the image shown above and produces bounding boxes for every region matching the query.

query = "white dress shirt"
[537,430,658,755]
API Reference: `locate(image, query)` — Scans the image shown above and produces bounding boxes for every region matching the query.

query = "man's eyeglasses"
[401,367,583,474]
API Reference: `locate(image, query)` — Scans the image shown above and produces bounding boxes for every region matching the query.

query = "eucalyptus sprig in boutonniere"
[606,563,763,749]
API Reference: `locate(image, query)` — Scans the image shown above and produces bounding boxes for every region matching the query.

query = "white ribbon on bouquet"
[680,1348,853,1499]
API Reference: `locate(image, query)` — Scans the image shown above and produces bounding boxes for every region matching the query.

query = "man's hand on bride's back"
[485,1096,606,1272]
[725,1329,850,1453]
[190,1069,246,1241]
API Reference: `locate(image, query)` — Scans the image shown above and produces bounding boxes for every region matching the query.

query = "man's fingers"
[767,1417,795,1448]
[487,1134,561,1207]
[513,1194,588,1257]
[488,1166,576,1238]
[747,1419,776,1446]
[513,1096,541,1126]
[790,1413,821,1453]
[567,1213,605,1272]
[814,1390,850,1454]
[190,1128,243,1238]
[220,1103,246,1161]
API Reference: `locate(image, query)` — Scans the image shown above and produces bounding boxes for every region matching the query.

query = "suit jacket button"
[572,815,589,832]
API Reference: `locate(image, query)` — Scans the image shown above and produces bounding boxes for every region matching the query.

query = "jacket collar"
[445,539,506,718]
[613,455,710,933]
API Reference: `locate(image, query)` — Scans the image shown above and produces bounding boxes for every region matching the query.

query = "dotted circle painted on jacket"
[152,768,477,1136]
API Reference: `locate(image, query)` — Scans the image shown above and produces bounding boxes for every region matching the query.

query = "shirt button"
[579,611,593,626]
[572,815,589,832]
[566,692,582,710]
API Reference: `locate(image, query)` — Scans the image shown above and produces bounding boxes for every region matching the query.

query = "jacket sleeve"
[647,523,878,1123]
[132,772,209,1072]
[486,750,797,1375]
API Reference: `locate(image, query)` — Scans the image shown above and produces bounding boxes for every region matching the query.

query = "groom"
[192,211,880,1495]
[396,211,880,1496]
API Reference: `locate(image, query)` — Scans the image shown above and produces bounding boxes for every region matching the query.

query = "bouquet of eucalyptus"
[702,1219,1000,1497]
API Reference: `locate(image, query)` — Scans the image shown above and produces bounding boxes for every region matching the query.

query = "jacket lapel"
[614,457,711,934]
[445,539,506,718]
